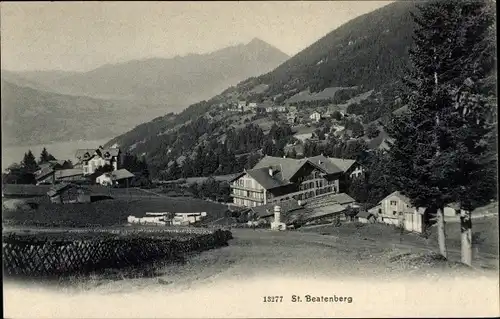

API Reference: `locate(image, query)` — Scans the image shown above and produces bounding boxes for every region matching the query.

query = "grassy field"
[299,217,499,269]
[2,197,229,228]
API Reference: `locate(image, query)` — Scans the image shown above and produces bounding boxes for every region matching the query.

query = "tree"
[167,161,181,181]
[386,0,496,261]
[288,147,298,159]
[39,147,56,163]
[22,150,39,173]
[3,163,36,184]
[365,123,380,139]
[440,0,496,265]
[332,111,343,121]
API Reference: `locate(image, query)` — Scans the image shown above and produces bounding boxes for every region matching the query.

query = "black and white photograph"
[1,1,498,317]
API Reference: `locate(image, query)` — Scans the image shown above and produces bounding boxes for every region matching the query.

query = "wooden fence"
[2,229,232,277]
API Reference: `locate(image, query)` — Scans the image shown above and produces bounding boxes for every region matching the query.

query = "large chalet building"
[75,146,121,176]
[230,155,363,207]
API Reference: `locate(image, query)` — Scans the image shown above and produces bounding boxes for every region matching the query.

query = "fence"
[2,228,232,278]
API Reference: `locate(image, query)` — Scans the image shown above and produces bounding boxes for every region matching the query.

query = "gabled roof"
[111,169,135,180]
[249,198,303,218]
[367,130,394,151]
[47,183,72,196]
[252,156,309,182]
[48,160,69,167]
[75,149,95,160]
[327,158,356,172]
[245,167,288,190]
[75,147,120,160]
[307,204,346,220]
[47,183,90,197]
[55,169,83,179]
[307,155,344,175]
[379,191,411,205]
[329,193,356,205]
[35,167,55,180]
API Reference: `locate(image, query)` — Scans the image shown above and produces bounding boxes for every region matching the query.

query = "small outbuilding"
[356,210,377,223]
[96,169,135,186]
[47,183,91,204]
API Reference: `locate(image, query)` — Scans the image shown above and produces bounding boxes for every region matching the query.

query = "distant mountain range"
[107,1,416,157]
[1,38,289,146]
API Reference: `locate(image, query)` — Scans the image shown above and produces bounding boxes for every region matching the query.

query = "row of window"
[389,200,412,208]
[233,189,264,200]
[233,178,261,189]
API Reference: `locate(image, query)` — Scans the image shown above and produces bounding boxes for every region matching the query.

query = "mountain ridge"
[1,38,289,146]
[104,1,417,178]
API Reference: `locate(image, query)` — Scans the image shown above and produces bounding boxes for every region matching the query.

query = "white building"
[371,191,424,233]
[309,112,322,122]
[75,146,121,176]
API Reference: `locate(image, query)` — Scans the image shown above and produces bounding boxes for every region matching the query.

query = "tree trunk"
[460,209,473,266]
[436,207,448,258]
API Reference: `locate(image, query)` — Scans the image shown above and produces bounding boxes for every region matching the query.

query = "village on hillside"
[1,2,498,317]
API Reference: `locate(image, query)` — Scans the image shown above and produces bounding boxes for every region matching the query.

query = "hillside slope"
[0,80,169,146]
[107,1,416,161]
[260,1,414,96]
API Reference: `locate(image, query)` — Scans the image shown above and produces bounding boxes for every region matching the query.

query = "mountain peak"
[246,37,274,49]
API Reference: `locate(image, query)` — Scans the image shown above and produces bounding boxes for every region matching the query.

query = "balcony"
[230,185,264,192]
[231,192,265,201]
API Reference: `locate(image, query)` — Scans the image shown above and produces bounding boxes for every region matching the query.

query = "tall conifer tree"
[387,0,496,261]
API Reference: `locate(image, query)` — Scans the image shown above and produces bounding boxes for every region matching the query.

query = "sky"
[1,1,393,72]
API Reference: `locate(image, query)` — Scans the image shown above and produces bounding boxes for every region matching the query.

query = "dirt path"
[4,228,499,318]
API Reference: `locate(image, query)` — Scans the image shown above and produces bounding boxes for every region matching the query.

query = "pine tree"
[39,147,56,163]
[22,150,39,173]
[387,0,496,260]
[440,0,496,265]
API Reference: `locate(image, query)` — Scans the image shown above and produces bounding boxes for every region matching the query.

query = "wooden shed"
[47,183,91,204]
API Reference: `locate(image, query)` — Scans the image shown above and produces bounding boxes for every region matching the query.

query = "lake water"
[2,138,111,171]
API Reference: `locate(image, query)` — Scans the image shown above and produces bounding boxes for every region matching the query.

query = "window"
[390,201,397,206]
[393,211,397,216]
[399,212,403,216]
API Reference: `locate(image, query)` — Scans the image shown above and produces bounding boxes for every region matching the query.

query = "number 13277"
[263,296,283,302]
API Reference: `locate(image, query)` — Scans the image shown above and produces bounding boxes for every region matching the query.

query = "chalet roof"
[252,156,309,182]
[392,104,409,115]
[47,183,72,196]
[75,147,120,160]
[38,163,53,171]
[35,167,55,180]
[245,167,288,190]
[329,193,356,205]
[307,155,344,175]
[307,204,346,220]
[48,160,69,167]
[367,130,394,150]
[306,193,356,207]
[244,155,351,190]
[111,169,135,180]
[47,183,90,197]
[327,158,356,172]
[250,199,303,218]
[379,191,411,205]
[55,169,83,179]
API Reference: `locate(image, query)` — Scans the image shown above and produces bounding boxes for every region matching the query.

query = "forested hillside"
[105,1,418,179]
